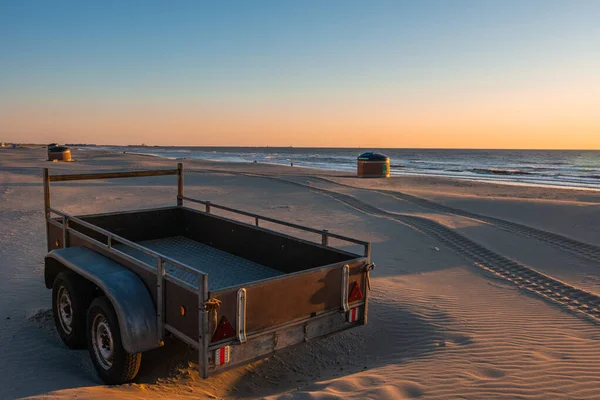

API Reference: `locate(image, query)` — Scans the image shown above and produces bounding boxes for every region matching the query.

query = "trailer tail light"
[214,346,231,366]
[347,307,359,323]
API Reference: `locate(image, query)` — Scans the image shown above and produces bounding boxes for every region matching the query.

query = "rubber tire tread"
[52,272,90,348]
[86,296,142,385]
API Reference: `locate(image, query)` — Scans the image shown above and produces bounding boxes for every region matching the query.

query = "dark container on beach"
[357,152,390,178]
[47,146,72,162]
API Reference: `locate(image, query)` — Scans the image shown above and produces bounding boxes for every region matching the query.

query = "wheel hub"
[92,314,114,370]
[57,286,73,334]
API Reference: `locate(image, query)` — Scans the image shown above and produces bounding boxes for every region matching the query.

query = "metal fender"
[45,247,160,353]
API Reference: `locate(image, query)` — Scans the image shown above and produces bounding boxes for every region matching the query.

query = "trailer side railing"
[179,196,371,258]
[43,163,370,258]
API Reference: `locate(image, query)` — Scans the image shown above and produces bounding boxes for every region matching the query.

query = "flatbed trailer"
[42,164,374,384]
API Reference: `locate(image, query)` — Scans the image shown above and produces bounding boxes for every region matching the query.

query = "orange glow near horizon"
[2,111,598,150]
[3,80,599,149]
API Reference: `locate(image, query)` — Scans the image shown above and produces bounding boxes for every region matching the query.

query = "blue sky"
[1,1,599,147]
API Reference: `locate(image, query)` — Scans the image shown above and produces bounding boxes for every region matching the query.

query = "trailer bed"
[115,236,284,290]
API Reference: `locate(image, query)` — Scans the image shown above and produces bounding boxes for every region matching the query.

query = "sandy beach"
[1,146,600,399]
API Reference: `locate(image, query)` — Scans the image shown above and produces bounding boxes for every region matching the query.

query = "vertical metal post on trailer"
[321,229,329,246]
[362,242,372,325]
[156,258,165,341]
[43,168,51,251]
[177,162,184,206]
[62,216,70,248]
[199,273,210,379]
[236,288,247,343]
[341,264,350,312]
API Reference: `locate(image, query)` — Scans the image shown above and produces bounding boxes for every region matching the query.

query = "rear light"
[347,307,359,322]
[214,346,231,366]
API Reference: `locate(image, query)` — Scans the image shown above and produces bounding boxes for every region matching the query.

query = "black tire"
[86,296,142,385]
[52,272,90,348]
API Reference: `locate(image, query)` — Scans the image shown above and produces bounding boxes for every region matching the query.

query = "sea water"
[82,146,600,190]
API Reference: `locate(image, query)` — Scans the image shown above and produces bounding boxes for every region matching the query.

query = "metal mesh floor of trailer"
[115,236,283,290]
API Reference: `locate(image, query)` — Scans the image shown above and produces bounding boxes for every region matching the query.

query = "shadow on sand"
[132,296,463,398]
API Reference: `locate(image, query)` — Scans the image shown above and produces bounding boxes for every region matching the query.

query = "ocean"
[82,146,600,190]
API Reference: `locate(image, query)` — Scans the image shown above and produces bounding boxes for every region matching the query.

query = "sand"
[1,147,599,399]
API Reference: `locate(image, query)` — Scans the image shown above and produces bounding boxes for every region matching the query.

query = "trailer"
[42,164,374,384]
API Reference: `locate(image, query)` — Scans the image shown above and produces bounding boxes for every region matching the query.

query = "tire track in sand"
[305,176,600,265]
[269,176,600,324]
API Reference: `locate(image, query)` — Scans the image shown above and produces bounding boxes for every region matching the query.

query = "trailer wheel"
[86,296,142,385]
[52,272,89,348]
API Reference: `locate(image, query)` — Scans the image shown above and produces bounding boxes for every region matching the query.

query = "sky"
[1,0,599,149]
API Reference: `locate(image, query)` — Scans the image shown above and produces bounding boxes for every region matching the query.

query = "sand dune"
[1,147,599,399]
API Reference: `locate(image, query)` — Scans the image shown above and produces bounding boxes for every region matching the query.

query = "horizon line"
[12,143,600,151]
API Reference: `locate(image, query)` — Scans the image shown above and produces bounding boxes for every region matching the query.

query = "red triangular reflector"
[348,281,363,302]
[211,316,235,343]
